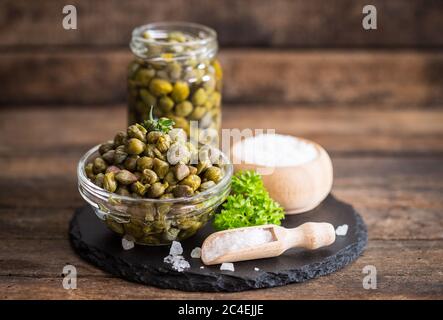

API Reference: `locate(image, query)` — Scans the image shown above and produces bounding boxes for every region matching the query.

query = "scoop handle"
[284,222,336,250]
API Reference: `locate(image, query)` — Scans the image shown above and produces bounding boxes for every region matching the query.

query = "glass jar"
[127,22,222,138]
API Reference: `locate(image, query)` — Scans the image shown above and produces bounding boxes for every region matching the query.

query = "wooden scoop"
[201,222,336,265]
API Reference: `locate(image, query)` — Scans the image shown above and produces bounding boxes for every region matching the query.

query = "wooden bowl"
[232,137,333,215]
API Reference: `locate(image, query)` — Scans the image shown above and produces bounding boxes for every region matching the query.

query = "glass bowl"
[77,145,233,245]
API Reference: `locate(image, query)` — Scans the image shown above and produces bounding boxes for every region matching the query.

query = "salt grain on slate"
[163,241,190,272]
[190,247,202,258]
[121,237,134,250]
[336,224,349,236]
[220,263,235,272]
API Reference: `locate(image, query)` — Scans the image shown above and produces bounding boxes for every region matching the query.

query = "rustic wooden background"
[0,0,442,299]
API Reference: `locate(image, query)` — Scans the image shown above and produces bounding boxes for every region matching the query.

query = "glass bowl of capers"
[77,117,232,246]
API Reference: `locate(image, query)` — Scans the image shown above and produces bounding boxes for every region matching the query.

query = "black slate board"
[69,194,367,292]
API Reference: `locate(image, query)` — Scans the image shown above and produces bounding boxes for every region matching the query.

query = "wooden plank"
[1,106,443,155]
[1,50,443,106]
[1,0,443,48]
[1,240,442,299]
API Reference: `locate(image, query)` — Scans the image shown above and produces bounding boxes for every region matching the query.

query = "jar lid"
[130,22,218,62]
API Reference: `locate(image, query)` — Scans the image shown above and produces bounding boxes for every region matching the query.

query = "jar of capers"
[128,22,222,138]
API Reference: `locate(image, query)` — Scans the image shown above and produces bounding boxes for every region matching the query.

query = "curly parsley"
[213,170,285,230]
[142,106,175,133]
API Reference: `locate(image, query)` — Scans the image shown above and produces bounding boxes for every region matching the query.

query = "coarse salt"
[254,267,260,271]
[121,237,135,250]
[336,224,349,236]
[220,263,235,272]
[164,241,190,272]
[190,247,202,259]
[203,228,274,262]
[233,134,318,167]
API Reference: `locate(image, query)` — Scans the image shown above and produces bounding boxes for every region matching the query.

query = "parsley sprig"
[213,171,285,230]
[142,106,175,133]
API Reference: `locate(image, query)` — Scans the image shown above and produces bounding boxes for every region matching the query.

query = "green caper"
[159,96,175,112]
[173,163,190,181]
[175,101,193,117]
[135,68,155,86]
[127,124,147,142]
[149,78,173,96]
[164,170,178,186]
[115,169,138,185]
[141,169,158,184]
[167,142,190,165]
[196,160,211,174]
[124,155,139,171]
[203,166,223,183]
[171,81,190,103]
[173,185,194,198]
[93,157,107,174]
[85,163,95,179]
[191,88,207,106]
[168,128,187,143]
[136,156,153,171]
[114,131,127,146]
[189,106,206,120]
[199,180,216,191]
[153,158,169,179]
[147,131,162,144]
[103,172,117,192]
[188,166,198,175]
[156,135,170,153]
[130,181,148,196]
[126,138,145,155]
[99,141,114,155]
[143,144,156,158]
[168,31,187,42]
[147,182,167,198]
[94,173,105,188]
[140,88,157,106]
[106,165,121,174]
[115,185,131,196]
[114,145,128,164]
[180,174,201,191]
[102,150,116,164]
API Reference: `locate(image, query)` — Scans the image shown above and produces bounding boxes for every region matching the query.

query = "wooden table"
[1,105,442,299]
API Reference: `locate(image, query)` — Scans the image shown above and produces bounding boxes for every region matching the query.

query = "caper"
[175,101,193,117]
[191,88,207,106]
[146,131,162,144]
[130,181,148,196]
[159,96,175,112]
[102,150,116,164]
[126,138,145,155]
[149,78,173,96]
[106,165,121,174]
[115,169,138,185]
[114,131,127,146]
[173,163,190,181]
[189,106,206,120]
[147,182,167,198]
[199,180,216,191]
[166,142,189,165]
[85,163,95,179]
[173,185,194,198]
[140,88,157,106]
[103,172,117,192]
[127,124,147,142]
[94,173,105,188]
[203,166,223,183]
[99,141,114,155]
[171,81,190,103]
[164,170,178,186]
[93,157,107,174]
[180,174,201,191]
[156,135,170,153]
[124,155,139,171]
[196,160,211,174]
[141,169,158,184]
[135,68,155,86]
[153,158,169,179]
[168,128,187,143]
[168,31,187,42]
[168,63,182,80]
[188,165,198,175]
[136,156,153,171]
[114,145,128,164]
[115,185,131,196]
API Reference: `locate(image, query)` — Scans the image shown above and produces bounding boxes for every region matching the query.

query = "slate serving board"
[69,194,367,292]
